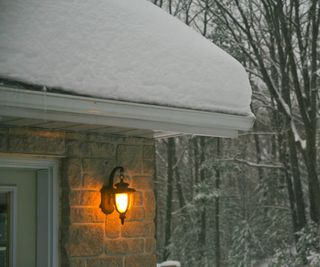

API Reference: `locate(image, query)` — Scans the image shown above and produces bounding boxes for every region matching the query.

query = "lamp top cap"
[114,179,136,194]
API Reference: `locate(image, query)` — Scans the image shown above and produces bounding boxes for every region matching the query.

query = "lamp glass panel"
[115,193,129,213]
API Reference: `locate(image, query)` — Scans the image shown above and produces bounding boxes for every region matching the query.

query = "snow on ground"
[0,0,252,116]
[157,260,181,267]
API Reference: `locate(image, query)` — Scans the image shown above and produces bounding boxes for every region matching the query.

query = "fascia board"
[0,87,254,137]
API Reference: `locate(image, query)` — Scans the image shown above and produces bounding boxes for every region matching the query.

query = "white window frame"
[0,154,59,267]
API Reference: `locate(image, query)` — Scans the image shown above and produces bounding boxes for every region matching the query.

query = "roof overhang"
[0,87,254,138]
[0,0,253,118]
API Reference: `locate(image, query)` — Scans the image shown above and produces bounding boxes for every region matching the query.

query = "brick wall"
[0,127,157,267]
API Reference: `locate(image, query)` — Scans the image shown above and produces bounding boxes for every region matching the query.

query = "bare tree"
[210,0,320,225]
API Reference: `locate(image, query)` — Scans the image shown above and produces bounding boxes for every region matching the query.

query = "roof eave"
[0,86,255,138]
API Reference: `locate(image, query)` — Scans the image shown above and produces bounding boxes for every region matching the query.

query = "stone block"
[84,191,102,206]
[145,238,156,254]
[144,191,155,221]
[118,136,148,146]
[125,255,157,267]
[61,158,82,188]
[87,132,121,143]
[121,222,154,238]
[65,224,104,257]
[82,158,115,189]
[131,176,153,191]
[82,158,110,175]
[117,145,142,173]
[143,145,155,160]
[105,238,144,255]
[65,140,87,157]
[143,160,155,176]
[86,142,115,158]
[87,257,123,267]
[70,190,101,206]
[69,258,86,267]
[70,207,105,223]
[60,210,71,235]
[68,189,81,205]
[0,128,8,151]
[125,207,145,221]
[65,132,87,141]
[8,128,65,155]
[83,174,104,190]
[105,212,121,239]
[132,191,143,207]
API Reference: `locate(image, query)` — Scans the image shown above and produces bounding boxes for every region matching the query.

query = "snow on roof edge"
[0,0,253,117]
[0,77,254,118]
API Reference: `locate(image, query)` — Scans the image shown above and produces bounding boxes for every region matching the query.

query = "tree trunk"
[215,138,221,267]
[198,137,207,258]
[163,138,174,261]
[193,137,200,185]
[288,131,307,229]
[173,139,186,209]
[276,0,320,224]
[278,133,299,236]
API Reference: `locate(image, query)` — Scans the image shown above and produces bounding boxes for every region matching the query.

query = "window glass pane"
[0,247,7,267]
[0,192,10,267]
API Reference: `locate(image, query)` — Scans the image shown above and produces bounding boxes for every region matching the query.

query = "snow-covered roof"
[0,0,253,117]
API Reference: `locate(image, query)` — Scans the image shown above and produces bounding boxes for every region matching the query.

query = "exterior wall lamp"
[100,166,135,224]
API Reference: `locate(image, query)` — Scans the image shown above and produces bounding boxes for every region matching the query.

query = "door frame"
[0,154,59,267]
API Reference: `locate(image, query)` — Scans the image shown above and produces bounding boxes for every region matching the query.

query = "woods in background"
[151,0,320,266]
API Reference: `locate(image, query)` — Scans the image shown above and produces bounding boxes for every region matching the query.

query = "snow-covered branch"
[231,158,284,169]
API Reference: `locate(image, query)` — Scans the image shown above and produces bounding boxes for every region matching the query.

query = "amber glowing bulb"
[115,193,129,214]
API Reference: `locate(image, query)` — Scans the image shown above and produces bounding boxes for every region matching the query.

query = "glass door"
[0,191,10,267]
[0,187,16,267]
[0,167,36,267]
[0,160,57,267]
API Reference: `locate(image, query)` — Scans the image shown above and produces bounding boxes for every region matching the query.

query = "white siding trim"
[0,87,254,138]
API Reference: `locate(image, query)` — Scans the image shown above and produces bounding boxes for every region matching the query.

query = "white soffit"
[0,0,253,119]
[0,87,254,138]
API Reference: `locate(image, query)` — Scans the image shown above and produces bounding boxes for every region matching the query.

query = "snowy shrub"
[294,223,320,266]
[270,248,295,267]
[269,223,320,267]
[308,252,320,266]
